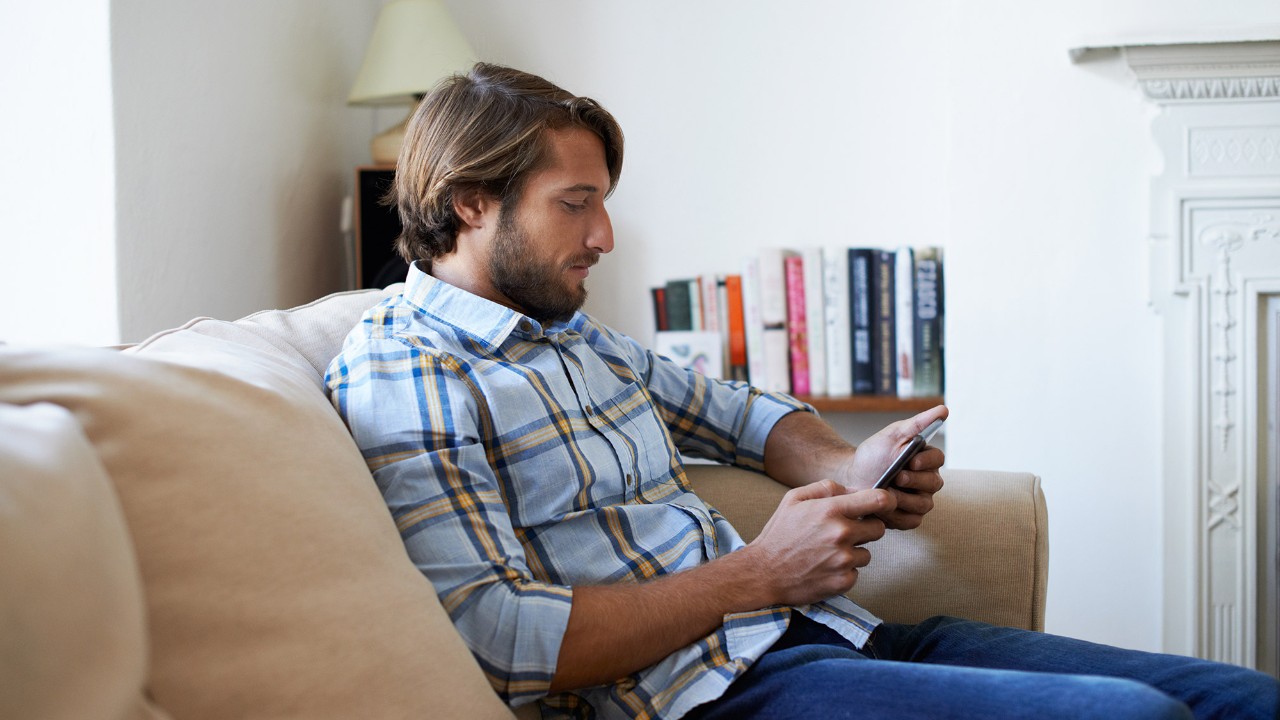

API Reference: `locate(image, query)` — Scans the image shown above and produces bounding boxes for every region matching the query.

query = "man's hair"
[390,62,624,263]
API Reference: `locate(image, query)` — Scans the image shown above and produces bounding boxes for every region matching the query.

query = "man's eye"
[562,201,587,212]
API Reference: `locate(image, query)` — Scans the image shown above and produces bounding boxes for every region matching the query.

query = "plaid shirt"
[325,264,881,720]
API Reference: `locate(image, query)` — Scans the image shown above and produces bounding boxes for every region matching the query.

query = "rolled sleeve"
[327,339,572,705]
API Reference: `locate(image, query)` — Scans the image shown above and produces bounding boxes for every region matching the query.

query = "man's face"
[486,127,614,323]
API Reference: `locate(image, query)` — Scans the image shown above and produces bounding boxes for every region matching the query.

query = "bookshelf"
[795,395,944,414]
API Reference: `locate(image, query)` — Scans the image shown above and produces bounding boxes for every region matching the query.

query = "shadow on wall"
[271,6,353,310]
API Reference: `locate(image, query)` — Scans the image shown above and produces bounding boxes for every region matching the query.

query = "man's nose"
[587,208,614,254]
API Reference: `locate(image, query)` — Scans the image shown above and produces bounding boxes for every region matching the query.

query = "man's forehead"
[532,127,610,190]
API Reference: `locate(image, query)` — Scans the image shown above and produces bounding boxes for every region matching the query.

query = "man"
[327,63,1278,719]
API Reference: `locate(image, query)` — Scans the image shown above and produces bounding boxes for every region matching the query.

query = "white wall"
[0,0,119,346]
[110,0,382,342]
[446,0,1280,652]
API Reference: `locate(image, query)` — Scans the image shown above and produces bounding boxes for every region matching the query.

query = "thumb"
[897,404,948,440]
[782,479,848,506]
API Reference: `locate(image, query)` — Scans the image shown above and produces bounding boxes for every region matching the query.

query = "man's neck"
[429,253,524,316]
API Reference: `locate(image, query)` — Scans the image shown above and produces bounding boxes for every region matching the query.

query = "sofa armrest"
[685,465,1048,632]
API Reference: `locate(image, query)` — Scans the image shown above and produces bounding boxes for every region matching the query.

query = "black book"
[848,249,875,394]
[872,250,896,395]
[664,279,694,331]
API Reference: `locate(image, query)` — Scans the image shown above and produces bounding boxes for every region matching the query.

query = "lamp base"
[370,109,412,165]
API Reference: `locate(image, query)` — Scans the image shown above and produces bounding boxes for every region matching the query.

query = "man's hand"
[740,480,895,606]
[841,405,948,530]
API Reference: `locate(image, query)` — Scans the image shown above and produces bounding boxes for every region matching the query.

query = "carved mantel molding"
[1071,30,1280,102]
[1073,29,1280,675]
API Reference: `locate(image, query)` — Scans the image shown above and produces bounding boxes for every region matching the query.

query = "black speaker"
[355,167,410,289]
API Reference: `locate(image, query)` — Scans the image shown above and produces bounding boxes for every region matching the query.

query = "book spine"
[725,274,748,382]
[742,258,768,389]
[802,247,827,396]
[687,278,703,331]
[665,279,693,331]
[651,287,669,332]
[913,247,944,397]
[873,250,896,395]
[700,274,720,332]
[762,327,791,394]
[715,277,731,380]
[784,255,810,396]
[895,247,915,398]
[757,248,792,393]
[849,249,875,394]
[823,249,852,397]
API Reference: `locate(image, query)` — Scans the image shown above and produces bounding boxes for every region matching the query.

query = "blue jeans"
[687,615,1279,720]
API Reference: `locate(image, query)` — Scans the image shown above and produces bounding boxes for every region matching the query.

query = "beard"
[488,207,594,323]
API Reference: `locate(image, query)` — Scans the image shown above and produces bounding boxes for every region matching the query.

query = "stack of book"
[650,247,944,399]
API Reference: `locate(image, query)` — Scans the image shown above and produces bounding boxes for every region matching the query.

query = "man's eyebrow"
[559,183,600,193]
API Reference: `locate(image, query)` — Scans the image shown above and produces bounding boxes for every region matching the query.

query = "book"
[802,247,827,396]
[654,330,724,380]
[651,287,669,332]
[725,274,748,382]
[823,249,852,397]
[715,277,731,379]
[688,278,703,331]
[913,247,945,397]
[895,247,915,398]
[699,274,726,377]
[664,279,694,331]
[757,248,794,393]
[741,257,767,389]
[873,250,896,395]
[784,254,810,396]
[848,249,875,394]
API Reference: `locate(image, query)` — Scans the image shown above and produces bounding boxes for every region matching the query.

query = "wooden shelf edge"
[792,395,945,413]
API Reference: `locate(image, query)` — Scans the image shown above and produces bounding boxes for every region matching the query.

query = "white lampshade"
[348,0,475,107]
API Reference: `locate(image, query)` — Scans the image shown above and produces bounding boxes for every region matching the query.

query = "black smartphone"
[873,418,945,490]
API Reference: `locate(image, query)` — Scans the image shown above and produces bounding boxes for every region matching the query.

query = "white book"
[757,247,793,393]
[698,273,726,379]
[687,279,703,332]
[742,257,768,389]
[699,274,720,333]
[895,247,915,398]
[823,249,853,396]
[757,247,790,327]
[762,328,791,393]
[802,247,828,396]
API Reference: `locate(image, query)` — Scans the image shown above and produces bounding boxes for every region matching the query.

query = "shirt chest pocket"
[593,383,679,494]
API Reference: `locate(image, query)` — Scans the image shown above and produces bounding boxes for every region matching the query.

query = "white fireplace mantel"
[1075,30,1280,676]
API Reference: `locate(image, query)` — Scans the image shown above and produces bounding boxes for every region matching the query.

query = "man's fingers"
[907,447,945,473]
[825,488,896,519]
[783,478,847,505]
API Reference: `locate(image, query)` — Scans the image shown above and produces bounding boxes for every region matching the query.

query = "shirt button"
[519,321,531,332]
[625,474,633,485]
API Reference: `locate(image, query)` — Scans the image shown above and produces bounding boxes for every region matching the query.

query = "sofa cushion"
[0,403,170,720]
[0,287,513,720]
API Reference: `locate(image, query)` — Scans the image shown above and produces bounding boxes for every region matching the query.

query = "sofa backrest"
[0,287,515,720]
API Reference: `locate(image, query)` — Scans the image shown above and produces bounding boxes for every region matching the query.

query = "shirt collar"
[402,261,582,349]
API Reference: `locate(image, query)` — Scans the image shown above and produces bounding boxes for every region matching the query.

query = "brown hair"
[390,62,624,263]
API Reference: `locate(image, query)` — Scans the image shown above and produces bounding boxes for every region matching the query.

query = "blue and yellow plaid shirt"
[326,263,881,719]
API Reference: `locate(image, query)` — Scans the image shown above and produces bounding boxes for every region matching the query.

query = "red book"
[651,287,669,331]
[784,255,810,396]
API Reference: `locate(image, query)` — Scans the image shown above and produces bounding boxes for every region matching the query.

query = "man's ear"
[452,186,497,230]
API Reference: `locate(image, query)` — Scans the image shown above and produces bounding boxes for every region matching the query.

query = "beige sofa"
[0,287,1047,720]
